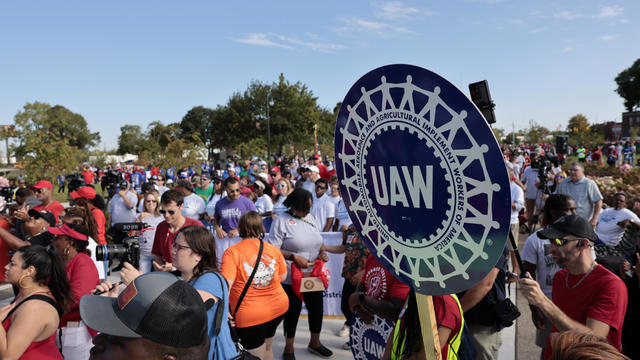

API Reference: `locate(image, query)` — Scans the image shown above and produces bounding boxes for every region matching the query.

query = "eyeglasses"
[145,200,157,203]
[551,237,582,247]
[159,209,176,216]
[172,243,190,251]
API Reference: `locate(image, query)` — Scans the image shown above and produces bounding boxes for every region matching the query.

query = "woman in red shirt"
[49,223,99,360]
[69,186,106,245]
[0,245,73,359]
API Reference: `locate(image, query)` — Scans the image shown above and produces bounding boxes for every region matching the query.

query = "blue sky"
[1,1,638,150]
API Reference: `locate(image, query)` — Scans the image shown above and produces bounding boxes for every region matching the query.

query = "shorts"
[235,314,285,350]
[508,224,519,251]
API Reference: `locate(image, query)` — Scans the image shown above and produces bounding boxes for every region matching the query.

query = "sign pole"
[416,294,442,360]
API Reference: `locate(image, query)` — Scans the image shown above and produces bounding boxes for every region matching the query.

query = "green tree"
[117,125,145,155]
[12,102,99,159]
[615,58,640,112]
[525,121,549,144]
[491,127,506,143]
[567,114,590,145]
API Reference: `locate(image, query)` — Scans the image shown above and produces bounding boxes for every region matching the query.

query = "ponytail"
[18,245,73,313]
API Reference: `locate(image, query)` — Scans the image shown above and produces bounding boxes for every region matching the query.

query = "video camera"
[101,169,122,199]
[531,155,552,193]
[95,222,147,270]
[66,173,85,193]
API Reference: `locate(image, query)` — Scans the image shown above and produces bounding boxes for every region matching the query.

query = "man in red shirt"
[520,215,628,358]
[151,189,203,272]
[82,167,94,185]
[30,180,64,222]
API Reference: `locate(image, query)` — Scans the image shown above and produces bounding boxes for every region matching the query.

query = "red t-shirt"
[33,201,64,224]
[433,295,462,358]
[151,218,203,263]
[362,255,410,301]
[544,265,627,359]
[61,253,99,327]
[90,206,106,245]
[82,170,94,185]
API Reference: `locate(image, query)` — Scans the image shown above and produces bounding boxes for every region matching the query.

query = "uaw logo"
[350,314,394,360]
[335,64,510,295]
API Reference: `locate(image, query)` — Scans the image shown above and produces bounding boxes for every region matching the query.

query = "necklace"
[565,262,597,290]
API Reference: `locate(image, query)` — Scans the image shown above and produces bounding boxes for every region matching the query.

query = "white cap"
[308,165,320,173]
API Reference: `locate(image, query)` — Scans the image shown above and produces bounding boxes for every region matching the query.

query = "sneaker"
[337,324,350,337]
[342,341,351,350]
[308,344,334,358]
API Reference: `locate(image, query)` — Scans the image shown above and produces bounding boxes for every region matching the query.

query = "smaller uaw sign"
[349,314,395,360]
[335,64,510,295]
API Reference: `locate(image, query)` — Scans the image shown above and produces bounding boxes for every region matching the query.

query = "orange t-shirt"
[220,238,288,328]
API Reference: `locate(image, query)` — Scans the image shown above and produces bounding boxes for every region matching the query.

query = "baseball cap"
[118,180,129,189]
[69,186,96,200]
[311,154,321,160]
[79,272,207,348]
[48,223,89,241]
[307,165,320,173]
[27,209,56,227]
[201,173,211,180]
[536,215,597,242]
[30,180,53,191]
[270,166,281,174]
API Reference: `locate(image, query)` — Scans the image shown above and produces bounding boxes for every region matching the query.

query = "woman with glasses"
[271,179,294,230]
[136,192,164,273]
[111,225,238,360]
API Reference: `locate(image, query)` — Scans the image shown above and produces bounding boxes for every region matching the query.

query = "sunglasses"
[145,200,157,203]
[159,209,177,216]
[277,184,287,189]
[551,237,582,247]
[35,188,45,194]
[227,189,240,193]
[316,186,327,190]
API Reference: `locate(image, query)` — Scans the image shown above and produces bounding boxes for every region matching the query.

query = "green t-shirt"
[195,183,214,203]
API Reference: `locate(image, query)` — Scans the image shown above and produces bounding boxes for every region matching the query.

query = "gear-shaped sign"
[335,64,510,295]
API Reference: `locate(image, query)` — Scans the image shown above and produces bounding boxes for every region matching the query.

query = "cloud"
[529,27,546,34]
[371,1,432,19]
[599,34,616,41]
[271,34,345,52]
[509,19,524,25]
[231,33,345,52]
[562,46,572,53]
[231,33,292,49]
[334,17,416,37]
[594,5,624,18]
[553,11,584,20]
[620,18,629,23]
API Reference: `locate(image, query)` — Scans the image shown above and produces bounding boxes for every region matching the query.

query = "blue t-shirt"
[191,272,238,360]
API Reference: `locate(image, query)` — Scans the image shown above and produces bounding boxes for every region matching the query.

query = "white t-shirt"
[205,192,225,217]
[109,191,139,225]
[255,194,274,214]
[86,237,105,280]
[596,207,640,246]
[336,199,352,228]
[138,213,165,256]
[521,232,560,298]
[182,193,205,219]
[510,181,524,225]
[521,167,540,199]
[311,194,335,231]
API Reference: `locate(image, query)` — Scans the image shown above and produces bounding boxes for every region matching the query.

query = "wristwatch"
[288,253,295,261]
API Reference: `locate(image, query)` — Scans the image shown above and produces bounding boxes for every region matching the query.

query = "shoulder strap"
[233,239,264,317]
[211,272,227,336]
[4,294,62,322]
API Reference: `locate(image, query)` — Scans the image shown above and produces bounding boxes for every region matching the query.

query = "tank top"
[1,292,63,360]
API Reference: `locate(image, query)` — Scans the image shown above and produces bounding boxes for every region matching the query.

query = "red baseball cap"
[30,180,53,191]
[49,224,89,242]
[70,186,96,200]
[270,166,281,174]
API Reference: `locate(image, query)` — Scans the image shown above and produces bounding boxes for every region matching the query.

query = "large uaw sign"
[335,64,510,296]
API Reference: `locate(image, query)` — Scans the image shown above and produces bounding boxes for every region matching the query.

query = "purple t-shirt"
[214,196,257,232]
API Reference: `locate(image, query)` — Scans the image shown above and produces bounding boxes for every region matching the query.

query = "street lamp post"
[266,95,274,168]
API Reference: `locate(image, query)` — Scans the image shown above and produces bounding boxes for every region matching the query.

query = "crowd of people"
[0,146,636,360]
